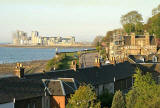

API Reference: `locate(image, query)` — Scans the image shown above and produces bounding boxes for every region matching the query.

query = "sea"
[0,47,89,64]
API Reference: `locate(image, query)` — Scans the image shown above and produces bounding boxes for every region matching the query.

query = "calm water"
[0,47,86,64]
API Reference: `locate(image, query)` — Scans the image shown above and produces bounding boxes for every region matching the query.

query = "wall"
[42,96,50,108]
[15,96,42,108]
[0,102,14,108]
[114,77,132,92]
[104,82,114,93]
[50,96,65,108]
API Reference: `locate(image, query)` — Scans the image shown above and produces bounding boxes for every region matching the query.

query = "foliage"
[126,68,160,108]
[152,4,160,16]
[102,31,113,43]
[46,52,77,71]
[121,11,143,25]
[111,90,125,108]
[120,11,144,34]
[46,53,64,71]
[67,84,101,108]
[100,47,107,60]
[93,36,104,46]
[99,89,113,107]
[146,13,160,38]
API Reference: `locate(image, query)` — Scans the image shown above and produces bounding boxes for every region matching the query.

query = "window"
[33,104,35,108]
[152,56,157,62]
[27,104,30,108]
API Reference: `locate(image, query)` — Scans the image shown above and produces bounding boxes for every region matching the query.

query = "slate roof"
[0,77,45,104]
[0,61,136,104]
[25,61,135,85]
[42,78,77,96]
[42,79,65,96]
[58,78,77,94]
[0,77,77,104]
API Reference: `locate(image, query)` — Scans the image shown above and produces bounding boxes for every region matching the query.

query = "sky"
[0,0,160,43]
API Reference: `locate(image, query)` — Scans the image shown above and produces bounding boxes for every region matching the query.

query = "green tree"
[121,11,144,34]
[152,4,160,16]
[146,13,160,38]
[93,36,104,47]
[111,90,125,108]
[126,68,160,108]
[99,89,113,107]
[67,84,101,108]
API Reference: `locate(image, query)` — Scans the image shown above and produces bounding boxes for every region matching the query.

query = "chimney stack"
[71,60,77,71]
[14,63,25,78]
[131,33,135,45]
[95,57,101,68]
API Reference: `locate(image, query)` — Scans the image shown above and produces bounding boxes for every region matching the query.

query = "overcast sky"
[0,0,160,42]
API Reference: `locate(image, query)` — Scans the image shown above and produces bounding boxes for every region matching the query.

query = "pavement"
[79,52,99,68]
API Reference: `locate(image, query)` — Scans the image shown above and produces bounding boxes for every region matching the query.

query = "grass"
[46,50,97,71]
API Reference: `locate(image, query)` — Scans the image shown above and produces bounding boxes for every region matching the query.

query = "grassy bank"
[46,52,79,71]
[46,49,97,71]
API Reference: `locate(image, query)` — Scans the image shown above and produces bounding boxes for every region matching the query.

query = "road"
[79,52,99,68]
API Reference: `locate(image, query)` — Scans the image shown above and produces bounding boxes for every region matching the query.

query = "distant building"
[13,30,31,45]
[13,30,76,46]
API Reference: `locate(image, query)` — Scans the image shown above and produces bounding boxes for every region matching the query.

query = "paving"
[79,52,99,68]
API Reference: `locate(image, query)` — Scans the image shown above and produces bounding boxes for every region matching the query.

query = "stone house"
[0,64,77,108]
[109,32,157,62]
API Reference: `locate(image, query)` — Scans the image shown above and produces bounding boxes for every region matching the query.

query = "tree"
[146,13,160,38]
[93,36,104,46]
[126,68,160,108]
[121,11,144,34]
[152,4,160,16]
[67,84,101,108]
[111,90,125,108]
[99,89,113,107]
[102,31,113,43]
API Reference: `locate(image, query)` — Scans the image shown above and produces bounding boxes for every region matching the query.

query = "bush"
[99,89,113,107]
[111,90,125,108]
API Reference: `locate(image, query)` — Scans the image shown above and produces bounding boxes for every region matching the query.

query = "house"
[42,78,77,108]
[108,32,157,63]
[0,64,77,108]
[0,61,136,107]
[0,76,45,108]
[25,61,135,95]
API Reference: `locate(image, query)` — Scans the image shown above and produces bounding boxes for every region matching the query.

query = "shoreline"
[0,44,94,49]
[0,59,49,75]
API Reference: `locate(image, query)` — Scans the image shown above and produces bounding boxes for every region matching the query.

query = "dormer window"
[152,55,157,62]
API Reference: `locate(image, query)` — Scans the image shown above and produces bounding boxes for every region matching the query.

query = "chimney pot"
[14,63,25,78]
[95,57,101,68]
[71,60,77,71]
